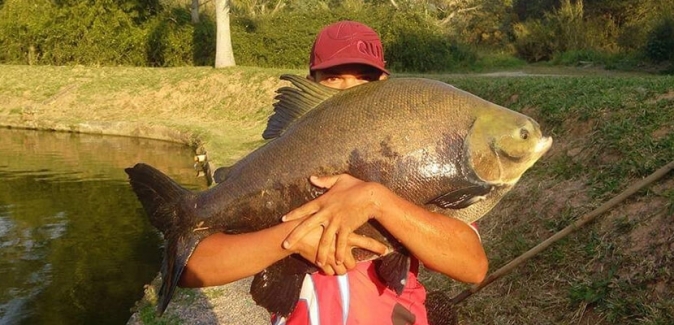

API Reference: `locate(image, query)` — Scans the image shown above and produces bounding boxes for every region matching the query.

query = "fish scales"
[200,79,476,222]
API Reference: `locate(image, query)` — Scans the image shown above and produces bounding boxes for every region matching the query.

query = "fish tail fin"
[125,163,197,315]
[125,163,191,234]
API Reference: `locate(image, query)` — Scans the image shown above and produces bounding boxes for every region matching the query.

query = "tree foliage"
[0,0,672,72]
[645,17,674,63]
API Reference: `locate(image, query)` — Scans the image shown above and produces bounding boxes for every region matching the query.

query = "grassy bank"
[2,64,672,324]
[0,64,303,167]
[428,74,674,324]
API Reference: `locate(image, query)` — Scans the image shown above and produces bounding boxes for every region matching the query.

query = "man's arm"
[179,218,388,287]
[282,174,488,284]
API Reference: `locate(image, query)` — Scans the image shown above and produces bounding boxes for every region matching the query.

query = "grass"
[2,64,673,324]
[0,64,305,167]
[415,73,674,324]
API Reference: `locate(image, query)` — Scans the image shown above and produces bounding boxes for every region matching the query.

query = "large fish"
[125,75,552,317]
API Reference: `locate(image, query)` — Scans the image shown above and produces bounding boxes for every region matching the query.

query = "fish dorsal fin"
[262,74,340,140]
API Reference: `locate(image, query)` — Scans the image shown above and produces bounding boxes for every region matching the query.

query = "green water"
[0,128,208,324]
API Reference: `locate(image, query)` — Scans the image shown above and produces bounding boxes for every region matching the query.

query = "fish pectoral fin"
[374,250,411,296]
[250,256,316,316]
[428,184,493,209]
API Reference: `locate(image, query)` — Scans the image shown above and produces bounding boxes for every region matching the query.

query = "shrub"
[0,1,502,71]
[0,0,55,64]
[514,0,618,63]
[374,10,476,72]
[42,2,147,65]
[0,0,220,67]
[551,49,604,65]
[0,0,150,65]
[229,5,477,73]
[644,17,674,63]
[192,15,216,66]
[512,20,555,62]
[230,10,332,69]
[146,8,196,67]
[141,6,217,67]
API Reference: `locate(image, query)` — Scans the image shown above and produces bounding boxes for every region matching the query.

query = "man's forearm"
[179,222,297,287]
[372,184,488,284]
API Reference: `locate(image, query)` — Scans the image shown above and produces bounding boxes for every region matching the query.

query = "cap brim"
[311,57,389,75]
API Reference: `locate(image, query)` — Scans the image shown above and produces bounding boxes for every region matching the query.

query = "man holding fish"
[180,21,488,324]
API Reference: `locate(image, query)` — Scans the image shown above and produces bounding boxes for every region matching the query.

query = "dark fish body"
[126,75,552,317]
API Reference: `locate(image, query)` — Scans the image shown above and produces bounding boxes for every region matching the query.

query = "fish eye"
[520,128,529,140]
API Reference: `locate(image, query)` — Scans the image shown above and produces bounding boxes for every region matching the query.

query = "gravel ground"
[127,277,270,325]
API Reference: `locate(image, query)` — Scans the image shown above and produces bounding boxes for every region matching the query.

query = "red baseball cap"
[309,21,388,74]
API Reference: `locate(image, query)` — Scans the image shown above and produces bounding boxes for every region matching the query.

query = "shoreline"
[0,64,294,324]
[0,121,271,325]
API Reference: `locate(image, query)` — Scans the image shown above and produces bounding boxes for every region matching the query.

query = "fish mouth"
[497,136,552,161]
[536,136,553,154]
[490,134,553,163]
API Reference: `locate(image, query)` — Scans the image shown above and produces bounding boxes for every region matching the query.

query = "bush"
[42,2,148,65]
[512,20,555,62]
[644,17,674,63]
[142,6,217,67]
[228,5,477,73]
[551,49,604,65]
[192,15,216,66]
[0,0,150,65]
[0,1,494,71]
[374,10,477,72]
[473,52,526,71]
[230,11,332,69]
[0,0,55,64]
[514,0,618,63]
[0,0,219,67]
[617,24,648,52]
[146,8,197,67]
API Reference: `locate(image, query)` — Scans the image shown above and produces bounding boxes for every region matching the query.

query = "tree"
[191,0,199,23]
[215,0,236,67]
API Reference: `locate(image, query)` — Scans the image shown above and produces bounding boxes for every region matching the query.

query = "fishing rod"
[451,159,674,306]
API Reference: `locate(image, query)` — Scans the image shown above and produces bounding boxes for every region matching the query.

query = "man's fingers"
[309,174,341,189]
[343,252,356,270]
[349,234,389,256]
[321,238,346,275]
[335,230,350,264]
[316,220,337,265]
[331,262,348,275]
[281,202,319,222]
[283,214,325,249]
[320,264,335,276]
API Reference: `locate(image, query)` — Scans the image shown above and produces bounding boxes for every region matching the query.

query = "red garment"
[271,223,479,325]
[272,259,427,325]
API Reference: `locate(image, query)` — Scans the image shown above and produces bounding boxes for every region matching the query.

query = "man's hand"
[291,223,387,275]
[282,174,387,269]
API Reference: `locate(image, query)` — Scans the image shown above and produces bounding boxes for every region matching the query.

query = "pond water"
[0,128,208,324]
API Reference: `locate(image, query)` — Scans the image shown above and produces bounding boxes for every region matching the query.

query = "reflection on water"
[0,128,207,325]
